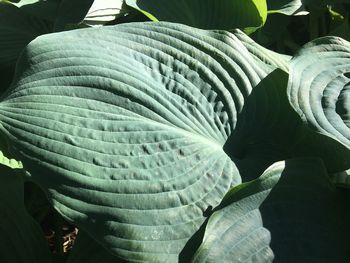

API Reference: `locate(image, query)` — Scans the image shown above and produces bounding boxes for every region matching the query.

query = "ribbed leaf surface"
[287,36,350,172]
[0,22,272,262]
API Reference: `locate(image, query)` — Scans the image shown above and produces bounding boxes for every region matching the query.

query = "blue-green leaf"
[287,36,350,172]
[0,22,275,262]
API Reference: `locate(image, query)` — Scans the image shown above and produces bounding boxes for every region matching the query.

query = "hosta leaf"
[193,158,350,262]
[0,165,51,263]
[287,37,350,172]
[125,0,267,32]
[191,167,276,262]
[0,22,273,262]
[267,0,307,16]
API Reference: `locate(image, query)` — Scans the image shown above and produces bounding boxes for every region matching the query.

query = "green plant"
[0,1,349,262]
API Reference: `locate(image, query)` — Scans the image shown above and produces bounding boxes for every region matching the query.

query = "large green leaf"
[125,0,267,32]
[193,158,349,262]
[287,36,350,172]
[0,22,274,262]
[0,165,51,263]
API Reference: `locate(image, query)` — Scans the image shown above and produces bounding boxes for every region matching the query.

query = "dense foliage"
[0,0,349,262]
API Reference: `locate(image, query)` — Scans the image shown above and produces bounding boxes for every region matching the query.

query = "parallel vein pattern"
[0,22,272,262]
[287,37,350,172]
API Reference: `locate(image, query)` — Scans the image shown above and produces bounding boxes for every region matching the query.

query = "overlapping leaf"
[287,36,350,172]
[125,0,267,32]
[193,158,350,262]
[0,22,275,261]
